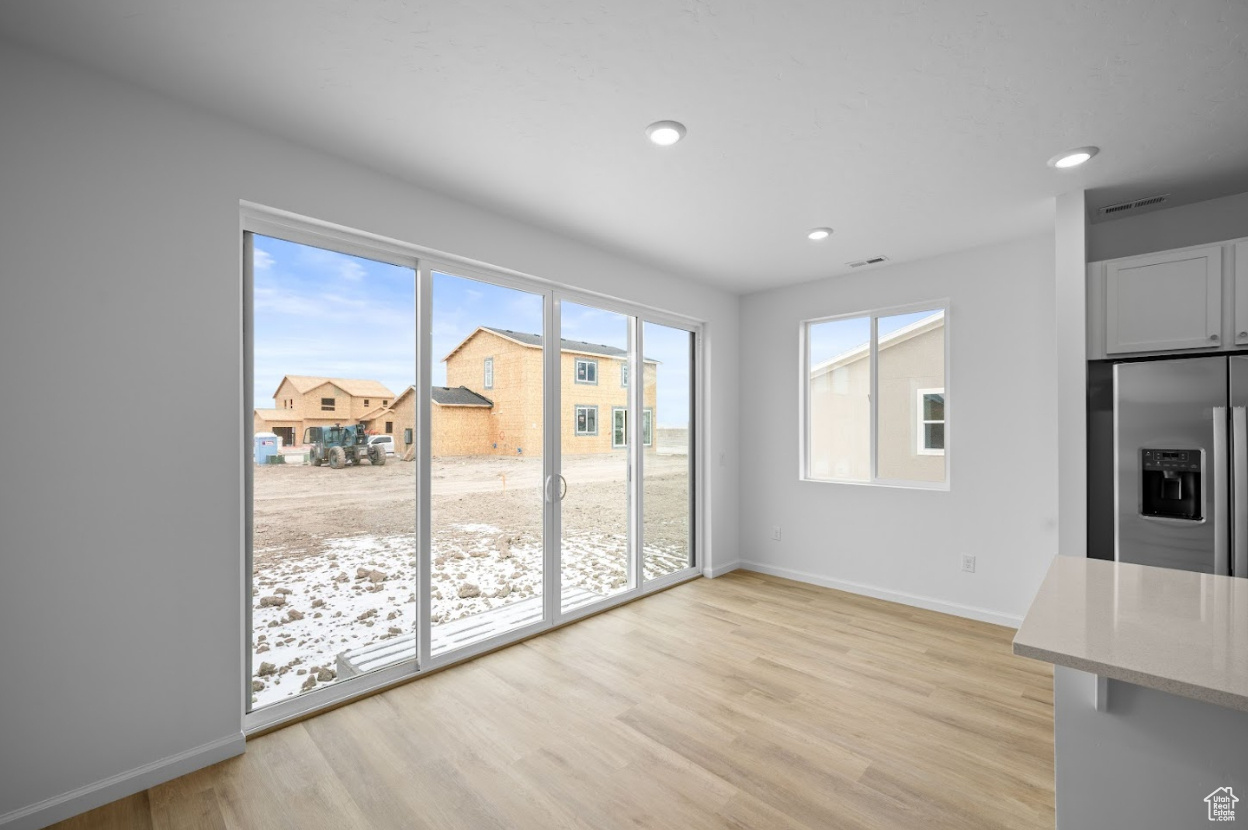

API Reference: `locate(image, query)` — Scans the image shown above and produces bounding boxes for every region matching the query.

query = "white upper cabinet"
[1236,241,1248,347]
[1105,245,1223,355]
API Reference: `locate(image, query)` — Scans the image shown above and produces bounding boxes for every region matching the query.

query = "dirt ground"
[250,448,692,707]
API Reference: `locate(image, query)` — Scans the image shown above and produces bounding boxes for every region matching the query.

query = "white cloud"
[339,261,366,282]
[254,248,275,271]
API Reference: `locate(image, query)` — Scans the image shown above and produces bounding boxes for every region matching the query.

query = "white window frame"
[575,404,598,436]
[621,362,628,387]
[575,358,598,385]
[916,387,946,456]
[799,300,950,490]
[484,356,494,390]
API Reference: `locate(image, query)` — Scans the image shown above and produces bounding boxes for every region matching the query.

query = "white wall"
[1088,190,1248,262]
[738,234,1058,625]
[1055,191,1088,559]
[0,39,739,828]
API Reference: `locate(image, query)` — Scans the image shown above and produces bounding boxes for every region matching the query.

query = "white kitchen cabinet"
[1236,241,1248,347]
[1105,245,1223,355]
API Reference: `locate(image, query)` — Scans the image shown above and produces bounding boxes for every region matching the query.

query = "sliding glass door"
[245,210,701,727]
[428,270,547,656]
[558,301,635,613]
[245,231,416,711]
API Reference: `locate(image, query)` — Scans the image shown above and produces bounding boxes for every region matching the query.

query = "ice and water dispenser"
[1139,449,1202,520]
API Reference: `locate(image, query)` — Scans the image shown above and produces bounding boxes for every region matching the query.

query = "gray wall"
[1088,191,1248,262]
[1055,667,1248,829]
[0,38,740,825]
[738,234,1059,625]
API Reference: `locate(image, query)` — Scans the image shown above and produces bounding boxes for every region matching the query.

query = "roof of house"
[432,386,494,407]
[442,327,660,363]
[810,311,944,378]
[253,409,299,422]
[274,375,397,399]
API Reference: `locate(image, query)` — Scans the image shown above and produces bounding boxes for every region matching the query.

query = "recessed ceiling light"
[808,227,833,241]
[1048,146,1099,169]
[645,120,686,146]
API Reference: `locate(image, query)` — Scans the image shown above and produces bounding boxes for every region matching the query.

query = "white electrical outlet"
[961,554,976,573]
[772,526,782,541]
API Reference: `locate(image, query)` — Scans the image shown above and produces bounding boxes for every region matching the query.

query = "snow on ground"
[252,526,687,709]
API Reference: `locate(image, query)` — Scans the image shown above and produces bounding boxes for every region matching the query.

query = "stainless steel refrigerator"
[1114,355,1248,575]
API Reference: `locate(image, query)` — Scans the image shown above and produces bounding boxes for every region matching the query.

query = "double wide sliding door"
[244,213,700,729]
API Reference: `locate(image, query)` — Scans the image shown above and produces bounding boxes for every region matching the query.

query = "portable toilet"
[254,432,280,465]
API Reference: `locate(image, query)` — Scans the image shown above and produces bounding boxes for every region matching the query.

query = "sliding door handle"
[545,475,568,502]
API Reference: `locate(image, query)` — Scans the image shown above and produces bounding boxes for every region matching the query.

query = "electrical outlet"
[961,554,976,573]
[772,526,782,541]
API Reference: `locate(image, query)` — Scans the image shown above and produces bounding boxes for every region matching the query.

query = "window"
[575,358,598,384]
[385,421,394,434]
[612,407,627,448]
[484,357,494,389]
[321,397,335,411]
[382,399,388,406]
[917,389,945,455]
[804,304,947,486]
[611,407,654,448]
[621,363,628,387]
[364,399,370,407]
[575,404,598,435]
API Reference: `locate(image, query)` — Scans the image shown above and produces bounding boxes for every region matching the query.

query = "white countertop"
[1014,556,1248,712]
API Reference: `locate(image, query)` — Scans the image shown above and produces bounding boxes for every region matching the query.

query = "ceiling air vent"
[847,256,889,268]
[1097,194,1169,217]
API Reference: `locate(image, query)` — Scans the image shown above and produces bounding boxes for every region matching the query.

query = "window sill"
[799,475,950,492]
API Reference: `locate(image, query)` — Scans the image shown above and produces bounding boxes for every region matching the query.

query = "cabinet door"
[1236,242,1248,347]
[1105,246,1222,355]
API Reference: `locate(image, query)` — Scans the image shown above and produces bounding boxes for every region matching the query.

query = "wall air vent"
[1097,194,1169,217]
[847,256,889,268]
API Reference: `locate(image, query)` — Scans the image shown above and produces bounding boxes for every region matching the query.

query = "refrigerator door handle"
[1234,407,1247,577]
[1214,407,1230,576]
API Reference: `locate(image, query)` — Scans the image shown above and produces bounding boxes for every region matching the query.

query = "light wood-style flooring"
[52,571,1055,829]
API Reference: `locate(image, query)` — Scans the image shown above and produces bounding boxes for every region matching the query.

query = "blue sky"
[254,238,691,427]
[254,235,416,404]
[809,309,942,366]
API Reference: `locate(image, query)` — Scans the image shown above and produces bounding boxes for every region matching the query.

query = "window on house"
[382,400,388,406]
[804,304,947,486]
[321,397,335,411]
[484,357,494,390]
[621,363,628,387]
[612,407,627,448]
[575,405,598,435]
[917,389,945,455]
[364,399,370,407]
[385,421,394,434]
[575,358,598,384]
[611,407,655,448]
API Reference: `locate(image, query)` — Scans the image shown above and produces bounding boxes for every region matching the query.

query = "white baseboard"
[704,561,741,578]
[738,561,1023,628]
[1,732,245,830]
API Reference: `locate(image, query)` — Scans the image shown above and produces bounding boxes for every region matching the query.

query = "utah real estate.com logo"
[1207,787,1238,822]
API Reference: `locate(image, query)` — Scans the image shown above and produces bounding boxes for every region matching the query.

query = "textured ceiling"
[1,0,1246,293]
